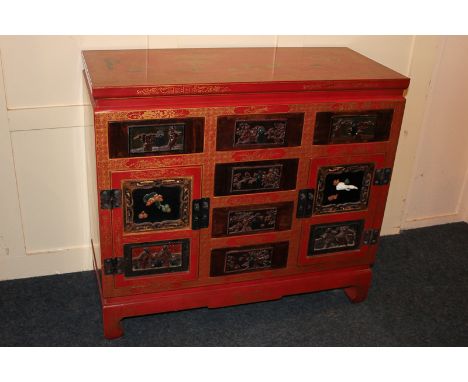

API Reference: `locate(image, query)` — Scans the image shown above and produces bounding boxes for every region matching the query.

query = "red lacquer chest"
[82,47,409,339]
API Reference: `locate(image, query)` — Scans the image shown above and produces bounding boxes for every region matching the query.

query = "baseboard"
[401,213,463,231]
[0,245,93,281]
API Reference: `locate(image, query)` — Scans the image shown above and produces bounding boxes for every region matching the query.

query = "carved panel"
[227,208,277,235]
[123,178,191,232]
[224,247,274,273]
[308,220,364,256]
[123,239,190,277]
[230,164,282,193]
[129,123,185,155]
[234,119,286,147]
[330,115,377,143]
[210,242,288,276]
[314,163,374,214]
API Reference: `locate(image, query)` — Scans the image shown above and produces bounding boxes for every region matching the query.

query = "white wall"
[402,36,468,229]
[0,35,466,280]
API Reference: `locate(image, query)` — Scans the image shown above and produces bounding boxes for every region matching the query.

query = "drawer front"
[108,117,204,158]
[313,109,393,145]
[212,202,294,238]
[210,242,289,276]
[217,113,304,151]
[214,159,298,196]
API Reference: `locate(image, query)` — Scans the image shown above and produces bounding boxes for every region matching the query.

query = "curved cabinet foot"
[103,308,124,339]
[344,284,370,303]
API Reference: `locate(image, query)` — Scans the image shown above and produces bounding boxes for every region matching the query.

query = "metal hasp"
[192,198,210,229]
[104,258,125,275]
[373,168,392,186]
[296,189,314,218]
[363,229,380,245]
[100,189,122,209]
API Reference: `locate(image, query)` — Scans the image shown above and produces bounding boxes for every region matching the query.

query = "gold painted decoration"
[135,85,232,96]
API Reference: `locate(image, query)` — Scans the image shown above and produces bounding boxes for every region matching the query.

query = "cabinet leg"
[102,307,124,339]
[344,284,370,303]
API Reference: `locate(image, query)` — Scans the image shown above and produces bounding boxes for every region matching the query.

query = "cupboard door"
[109,166,201,290]
[298,153,387,269]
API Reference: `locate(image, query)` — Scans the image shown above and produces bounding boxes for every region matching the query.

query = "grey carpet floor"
[1,222,467,346]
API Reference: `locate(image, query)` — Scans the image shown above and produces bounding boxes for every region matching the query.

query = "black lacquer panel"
[227,208,277,235]
[233,119,286,146]
[128,123,185,155]
[123,179,191,232]
[314,163,374,214]
[307,220,364,256]
[210,242,288,276]
[123,239,190,277]
[230,164,282,193]
[313,109,393,145]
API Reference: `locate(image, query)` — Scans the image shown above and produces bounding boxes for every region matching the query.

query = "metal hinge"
[103,257,125,275]
[296,189,314,218]
[374,168,392,186]
[100,189,122,209]
[363,229,380,245]
[192,198,210,230]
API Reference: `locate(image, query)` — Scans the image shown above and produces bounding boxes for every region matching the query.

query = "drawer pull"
[192,198,210,230]
[296,189,314,218]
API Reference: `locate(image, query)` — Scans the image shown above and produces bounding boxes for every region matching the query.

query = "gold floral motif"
[231,148,287,162]
[123,157,184,169]
[223,193,283,206]
[135,85,232,96]
[233,105,290,114]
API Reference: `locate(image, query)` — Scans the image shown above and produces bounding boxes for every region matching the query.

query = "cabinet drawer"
[214,159,298,196]
[210,242,289,276]
[313,109,393,145]
[212,202,294,238]
[108,117,204,158]
[216,113,304,150]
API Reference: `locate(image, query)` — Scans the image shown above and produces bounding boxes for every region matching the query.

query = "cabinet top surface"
[82,47,409,99]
